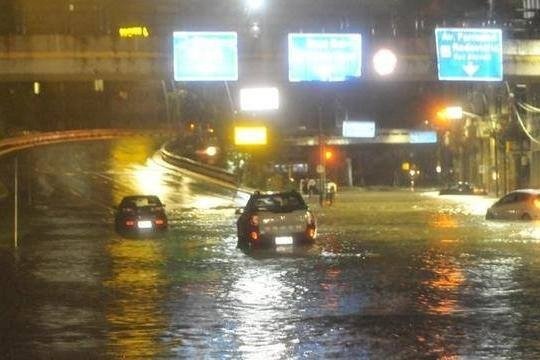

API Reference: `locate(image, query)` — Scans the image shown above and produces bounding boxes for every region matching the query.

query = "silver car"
[486,189,540,221]
[236,190,317,248]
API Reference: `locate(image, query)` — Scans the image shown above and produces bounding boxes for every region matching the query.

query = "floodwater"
[2,140,540,359]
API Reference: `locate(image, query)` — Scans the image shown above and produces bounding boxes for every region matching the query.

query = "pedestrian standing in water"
[326,180,337,205]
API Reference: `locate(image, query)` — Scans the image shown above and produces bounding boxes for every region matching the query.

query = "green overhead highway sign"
[435,28,503,81]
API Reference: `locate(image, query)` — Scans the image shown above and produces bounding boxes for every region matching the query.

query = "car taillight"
[250,215,260,226]
[306,226,316,239]
[248,215,260,241]
[305,211,317,239]
[155,219,165,225]
[125,220,135,227]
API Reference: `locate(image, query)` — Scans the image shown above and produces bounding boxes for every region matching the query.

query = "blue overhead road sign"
[173,31,238,81]
[288,33,362,82]
[435,28,503,81]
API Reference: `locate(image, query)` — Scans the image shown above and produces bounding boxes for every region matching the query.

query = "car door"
[491,193,519,219]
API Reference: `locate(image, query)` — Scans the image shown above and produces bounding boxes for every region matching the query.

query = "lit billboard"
[240,87,279,111]
[173,31,238,81]
[342,121,376,138]
[234,126,268,145]
[409,131,437,144]
[288,33,362,82]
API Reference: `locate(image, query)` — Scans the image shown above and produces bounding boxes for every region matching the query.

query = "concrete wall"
[1,35,540,82]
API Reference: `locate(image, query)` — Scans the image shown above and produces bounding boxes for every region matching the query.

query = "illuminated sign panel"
[409,131,438,144]
[234,126,267,145]
[435,28,503,81]
[342,121,376,138]
[288,33,362,82]
[119,27,149,38]
[173,31,238,81]
[240,87,279,111]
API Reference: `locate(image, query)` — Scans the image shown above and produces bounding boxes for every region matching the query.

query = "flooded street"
[2,141,540,358]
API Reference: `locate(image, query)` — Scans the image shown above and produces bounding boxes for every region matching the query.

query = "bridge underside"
[1,35,540,82]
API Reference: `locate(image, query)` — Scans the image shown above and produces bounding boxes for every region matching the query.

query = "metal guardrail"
[160,142,237,187]
[0,129,170,157]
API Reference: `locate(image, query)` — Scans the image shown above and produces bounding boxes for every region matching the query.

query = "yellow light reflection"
[104,240,167,358]
[133,160,168,199]
[429,213,458,229]
[110,137,164,204]
[421,256,464,315]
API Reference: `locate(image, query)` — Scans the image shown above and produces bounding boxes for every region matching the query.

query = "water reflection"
[419,253,464,315]
[104,239,167,358]
[228,266,296,359]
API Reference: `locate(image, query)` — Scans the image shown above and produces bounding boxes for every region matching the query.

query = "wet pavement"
[2,140,540,358]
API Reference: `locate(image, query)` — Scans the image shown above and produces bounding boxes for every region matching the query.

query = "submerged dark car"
[439,181,486,195]
[115,195,168,234]
[236,190,317,248]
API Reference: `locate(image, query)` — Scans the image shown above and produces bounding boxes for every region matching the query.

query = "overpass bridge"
[1,35,540,81]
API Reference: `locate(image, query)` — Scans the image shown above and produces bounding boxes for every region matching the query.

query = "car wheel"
[521,213,532,221]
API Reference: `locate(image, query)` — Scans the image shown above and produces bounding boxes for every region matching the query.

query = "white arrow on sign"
[463,62,480,77]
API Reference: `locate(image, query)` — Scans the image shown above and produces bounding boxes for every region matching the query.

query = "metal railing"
[0,128,168,157]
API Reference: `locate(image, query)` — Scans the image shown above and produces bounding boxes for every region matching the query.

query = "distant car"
[115,195,168,234]
[486,189,540,221]
[236,190,317,248]
[439,181,486,195]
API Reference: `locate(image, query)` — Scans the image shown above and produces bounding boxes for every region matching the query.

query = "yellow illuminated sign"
[401,162,410,171]
[234,126,267,145]
[119,27,150,38]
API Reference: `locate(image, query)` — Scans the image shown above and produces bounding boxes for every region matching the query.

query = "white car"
[236,190,317,247]
[486,189,540,221]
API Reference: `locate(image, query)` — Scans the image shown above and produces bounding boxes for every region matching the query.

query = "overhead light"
[245,0,264,11]
[373,48,397,76]
[33,82,40,95]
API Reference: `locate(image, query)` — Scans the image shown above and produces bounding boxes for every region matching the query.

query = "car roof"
[121,195,161,201]
[250,190,300,197]
[509,189,540,195]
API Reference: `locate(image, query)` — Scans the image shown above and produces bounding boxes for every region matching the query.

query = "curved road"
[1,139,540,358]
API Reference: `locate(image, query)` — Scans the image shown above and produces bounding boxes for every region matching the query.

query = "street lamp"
[437,106,464,121]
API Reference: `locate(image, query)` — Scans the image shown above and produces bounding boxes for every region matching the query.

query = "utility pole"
[318,104,326,207]
[14,157,18,248]
[488,0,494,19]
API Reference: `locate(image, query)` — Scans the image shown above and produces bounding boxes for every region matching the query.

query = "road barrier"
[0,129,170,157]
